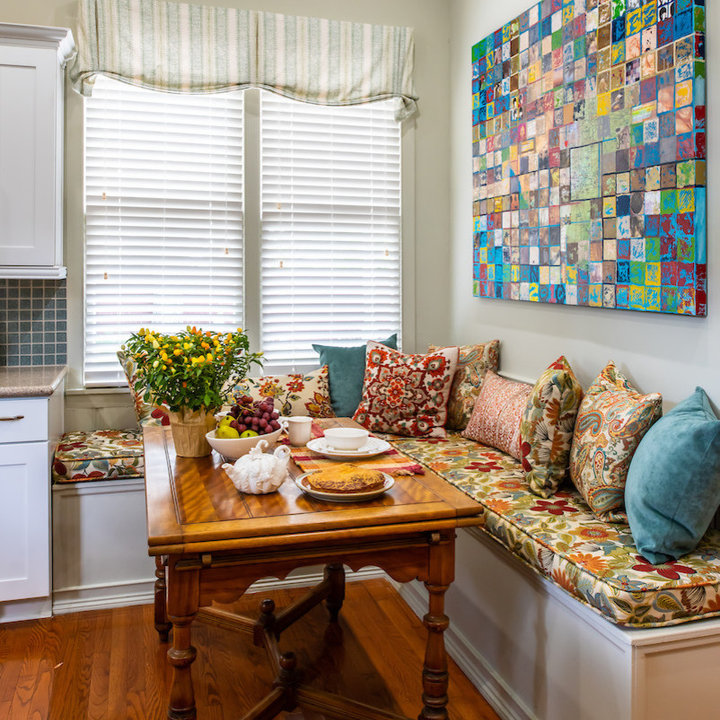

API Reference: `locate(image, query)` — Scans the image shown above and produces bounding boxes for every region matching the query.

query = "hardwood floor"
[0,579,499,720]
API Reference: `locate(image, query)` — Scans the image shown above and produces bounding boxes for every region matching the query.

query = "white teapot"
[222,440,291,494]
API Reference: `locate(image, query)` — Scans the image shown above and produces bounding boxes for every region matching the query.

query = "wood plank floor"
[0,578,499,720]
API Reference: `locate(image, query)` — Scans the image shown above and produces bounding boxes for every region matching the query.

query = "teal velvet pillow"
[626,387,720,565]
[312,334,397,418]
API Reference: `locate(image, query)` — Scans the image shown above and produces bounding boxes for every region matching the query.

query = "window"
[84,78,401,386]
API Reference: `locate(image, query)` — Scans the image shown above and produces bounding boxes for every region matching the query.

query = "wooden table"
[144,420,483,720]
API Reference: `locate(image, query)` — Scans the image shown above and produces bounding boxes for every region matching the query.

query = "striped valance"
[69,0,417,120]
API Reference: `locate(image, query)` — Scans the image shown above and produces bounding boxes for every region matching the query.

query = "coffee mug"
[286,416,313,446]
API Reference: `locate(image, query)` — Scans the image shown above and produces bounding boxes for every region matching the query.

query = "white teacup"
[286,415,313,446]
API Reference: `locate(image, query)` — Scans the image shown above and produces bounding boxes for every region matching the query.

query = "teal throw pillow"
[312,334,397,418]
[626,387,720,565]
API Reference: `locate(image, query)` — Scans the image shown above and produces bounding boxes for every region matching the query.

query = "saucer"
[305,436,391,460]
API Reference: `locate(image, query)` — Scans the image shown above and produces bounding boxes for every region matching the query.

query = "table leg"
[419,533,454,720]
[155,555,171,642]
[166,562,200,720]
[324,563,345,623]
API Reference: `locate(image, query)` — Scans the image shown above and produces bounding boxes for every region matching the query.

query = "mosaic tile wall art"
[472,0,706,315]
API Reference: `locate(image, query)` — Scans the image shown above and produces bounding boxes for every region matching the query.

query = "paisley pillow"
[117,350,170,427]
[428,340,500,430]
[230,366,334,418]
[353,342,458,437]
[569,361,662,523]
[520,356,584,498]
[463,371,533,460]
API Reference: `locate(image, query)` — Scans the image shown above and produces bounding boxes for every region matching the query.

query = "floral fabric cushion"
[390,434,720,628]
[353,342,458,438]
[570,361,662,523]
[462,371,532,459]
[230,366,334,417]
[117,350,170,427]
[520,356,584,499]
[52,429,144,483]
[428,340,500,430]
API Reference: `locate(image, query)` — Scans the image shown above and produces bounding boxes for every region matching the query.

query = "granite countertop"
[0,365,68,398]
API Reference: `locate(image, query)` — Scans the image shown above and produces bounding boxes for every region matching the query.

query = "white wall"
[449,0,718,406]
[2,0,451,415]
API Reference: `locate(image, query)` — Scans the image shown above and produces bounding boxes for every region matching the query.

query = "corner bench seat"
[52,429,144,483]
[387,433,720,628]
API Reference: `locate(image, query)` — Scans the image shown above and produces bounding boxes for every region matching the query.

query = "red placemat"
[289,422,424,477]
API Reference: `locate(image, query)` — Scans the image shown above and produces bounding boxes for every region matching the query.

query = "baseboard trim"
[400,581,535,720]
[51,566,387,615]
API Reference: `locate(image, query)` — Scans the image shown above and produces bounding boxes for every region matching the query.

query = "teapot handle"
[250,439,269,456]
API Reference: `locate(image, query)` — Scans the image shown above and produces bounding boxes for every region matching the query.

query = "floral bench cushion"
[389,434,720,628]
[52,429,144,483]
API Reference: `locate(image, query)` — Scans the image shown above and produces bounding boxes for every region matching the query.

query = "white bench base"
[400,527,720,720]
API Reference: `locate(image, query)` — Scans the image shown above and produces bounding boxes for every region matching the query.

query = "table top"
[144,419,483,556]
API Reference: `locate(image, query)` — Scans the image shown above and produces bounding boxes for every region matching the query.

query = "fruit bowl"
[206,422,287,461]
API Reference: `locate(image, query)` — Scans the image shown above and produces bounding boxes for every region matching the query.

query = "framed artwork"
[472,0,706,316]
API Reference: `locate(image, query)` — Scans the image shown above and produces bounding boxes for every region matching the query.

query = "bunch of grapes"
[225,395,282,435]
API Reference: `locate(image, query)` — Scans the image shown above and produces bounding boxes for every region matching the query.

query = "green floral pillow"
[520,356,584,499]
[117,350,170,427]
[230,366,334,417]
[570,361,662,523]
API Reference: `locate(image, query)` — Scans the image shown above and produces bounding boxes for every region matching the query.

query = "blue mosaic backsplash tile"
[0,279,67,366]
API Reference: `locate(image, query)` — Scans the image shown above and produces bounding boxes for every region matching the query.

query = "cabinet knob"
[0,415,24,422]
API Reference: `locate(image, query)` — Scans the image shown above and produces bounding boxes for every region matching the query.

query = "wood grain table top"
[143,420,483,555]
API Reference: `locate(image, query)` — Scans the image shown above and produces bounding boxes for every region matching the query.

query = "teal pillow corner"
[626,387,720,565]
[312,334,398,418]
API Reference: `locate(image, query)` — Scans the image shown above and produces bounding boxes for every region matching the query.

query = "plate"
[294,472,394,503]
[305,436,391,460]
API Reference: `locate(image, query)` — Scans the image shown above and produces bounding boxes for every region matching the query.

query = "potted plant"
[125,326,263,457]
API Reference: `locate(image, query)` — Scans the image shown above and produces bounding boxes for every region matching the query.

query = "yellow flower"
[174,348,182,356]
[152,360,159,368]
[206,353,213,362]
[184,343,192,350]
[161,351,168,361]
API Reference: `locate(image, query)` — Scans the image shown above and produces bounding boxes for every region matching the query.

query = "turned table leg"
[419,533,455,720]
[324,563,345,623]
[166,561,200,720]
[155,555,171,642]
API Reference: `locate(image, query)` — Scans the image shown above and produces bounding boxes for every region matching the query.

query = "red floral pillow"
[353,342,458,437]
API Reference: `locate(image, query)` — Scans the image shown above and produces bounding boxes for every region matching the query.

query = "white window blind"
[84,76,244,386]
[260,93,402,370]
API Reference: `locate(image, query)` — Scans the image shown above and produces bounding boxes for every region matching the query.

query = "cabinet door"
[0,45,58,266]
[0,441,50,601]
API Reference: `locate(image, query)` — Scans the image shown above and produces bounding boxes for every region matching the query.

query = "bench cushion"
[53,429,144,483]
[390,434,720,628]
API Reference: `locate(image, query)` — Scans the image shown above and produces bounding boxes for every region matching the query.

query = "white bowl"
[205,425,285,461]
[322,427,370,451]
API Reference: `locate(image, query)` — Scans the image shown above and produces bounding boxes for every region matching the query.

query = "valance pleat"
[69,0,417,120]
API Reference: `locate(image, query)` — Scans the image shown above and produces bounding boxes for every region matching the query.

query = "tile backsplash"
[0,279,67,366]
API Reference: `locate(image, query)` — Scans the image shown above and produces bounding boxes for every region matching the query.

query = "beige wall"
[449,0,719,407]
[3,0,452,426]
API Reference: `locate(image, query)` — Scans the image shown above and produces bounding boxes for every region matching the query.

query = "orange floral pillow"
[353,342,458,437]
[230,366,334,417]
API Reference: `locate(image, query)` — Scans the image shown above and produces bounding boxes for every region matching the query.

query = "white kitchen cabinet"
[0,376,64,621]
[0,24,75,279]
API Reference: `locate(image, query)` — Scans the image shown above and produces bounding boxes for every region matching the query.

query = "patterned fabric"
[230,366,334,418]
[570,362,662,523]
[389,434,720,628]
[70,0,418,121]
[353,342,458,438]
[52,429,144,483]
[520,356,584,499]
[428,340,500,430]
[117,350,170,427]
[463,371,532,459]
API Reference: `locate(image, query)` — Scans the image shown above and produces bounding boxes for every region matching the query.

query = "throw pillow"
[353,342,458,437]
[428,340,500,430]
[117,350,170,427]
[569,361,662,523]
[230,366,334,418]
[626,387,720,564]
[462,371,533,460]
[520,356,584,498]
[312,334,398,418]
